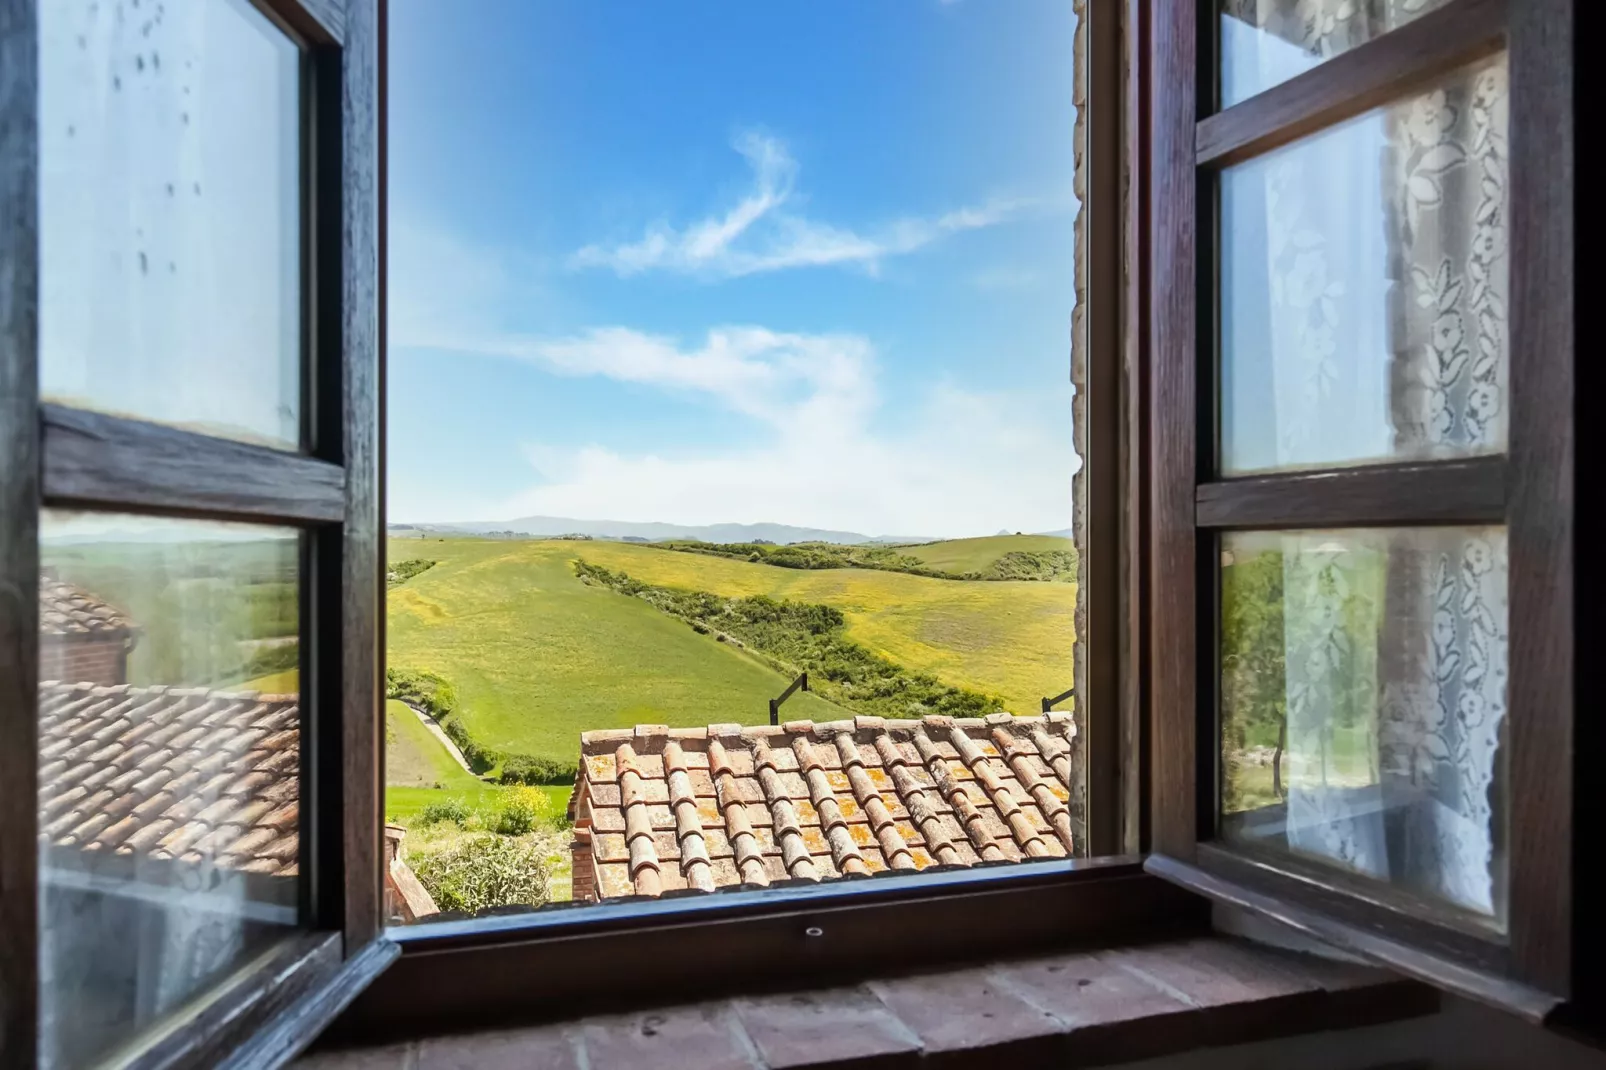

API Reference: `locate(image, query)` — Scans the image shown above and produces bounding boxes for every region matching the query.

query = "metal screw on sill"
[804,926,824,938]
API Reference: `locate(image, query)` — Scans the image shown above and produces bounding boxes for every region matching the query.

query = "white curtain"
[1225,2,1511,918]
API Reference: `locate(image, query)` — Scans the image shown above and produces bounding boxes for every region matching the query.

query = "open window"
[1,1,391,1067]
[1139,0,1579,1021]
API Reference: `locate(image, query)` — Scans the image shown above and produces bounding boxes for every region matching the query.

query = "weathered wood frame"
[0,1,395,1067]
[1142,0,1577,1022]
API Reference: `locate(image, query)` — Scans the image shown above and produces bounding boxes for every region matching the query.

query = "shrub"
[411,834,550,914]
[384,667,457,720]
[499,754,578,786]
[236,639,299,682]
[492,799,538,836]
[418,798,470,826]
[487,786,553,836]
[386,558,437,589]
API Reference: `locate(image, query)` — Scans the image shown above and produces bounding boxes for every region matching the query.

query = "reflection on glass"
[1219,0,1453,108]
[38,512,301,1070]
[1220,53,1508,475]
[1220,527,1508,925]
[39,0,301,448]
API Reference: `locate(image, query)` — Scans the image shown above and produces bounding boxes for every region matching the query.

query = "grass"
[387,538,848,770]
[386,699,482,789]
[898,533,1076,576]
[574,539,1076,718]
[386,536,1075,771]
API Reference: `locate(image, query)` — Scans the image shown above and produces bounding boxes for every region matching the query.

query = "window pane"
[1219,53,1508,475]
[39,0,302,449]
[38,513,301,1070]
[1219,0,1454,109]
[1219,527,1508,926]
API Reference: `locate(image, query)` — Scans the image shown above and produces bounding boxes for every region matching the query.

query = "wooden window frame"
[1139,0,1579,1023]
[0,1,396,1067]
[317,0,1206,1040]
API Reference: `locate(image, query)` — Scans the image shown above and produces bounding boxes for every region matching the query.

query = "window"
[2,0,391,1067]
[378,0,1118,929]
[1142,0,1577,1020]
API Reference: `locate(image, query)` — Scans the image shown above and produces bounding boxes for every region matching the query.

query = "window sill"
[297,934,1434,1069]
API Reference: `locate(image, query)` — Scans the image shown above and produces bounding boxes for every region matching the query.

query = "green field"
[383,699,569,822]
[575,538,1076,717]
[899,533,1076,576]
[387,539,849,769]
[385,535,1075,774]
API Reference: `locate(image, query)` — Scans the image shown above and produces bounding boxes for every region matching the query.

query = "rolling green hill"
[574,538,1076,716]
[899,533,1078,577]
[386,539,848,771]
[386,536,1076,778]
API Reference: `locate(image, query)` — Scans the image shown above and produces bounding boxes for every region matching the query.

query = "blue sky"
[387,1,1081,539]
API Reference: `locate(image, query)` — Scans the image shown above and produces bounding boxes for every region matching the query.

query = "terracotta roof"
[39,576,133,638]
[38,681,300,877]
[569,712,1078,900]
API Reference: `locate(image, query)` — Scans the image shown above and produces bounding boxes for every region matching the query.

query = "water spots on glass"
[40,0,301,447]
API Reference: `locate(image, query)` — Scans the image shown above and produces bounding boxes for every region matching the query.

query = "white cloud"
[569,131,1028,280]
[389,218,1078,537]
[436,323,1076,538]
[497,374,1076,539]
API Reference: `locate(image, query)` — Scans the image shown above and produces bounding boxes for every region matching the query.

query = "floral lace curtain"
[1224,0,1510,917]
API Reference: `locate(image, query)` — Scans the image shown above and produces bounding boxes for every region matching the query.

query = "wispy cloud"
[569,131,1029,280]
[389,218,1077,536]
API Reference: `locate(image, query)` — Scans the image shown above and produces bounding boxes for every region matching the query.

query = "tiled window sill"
[296,935,1436,1069]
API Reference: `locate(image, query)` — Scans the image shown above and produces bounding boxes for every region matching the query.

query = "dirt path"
[400,699,478,777]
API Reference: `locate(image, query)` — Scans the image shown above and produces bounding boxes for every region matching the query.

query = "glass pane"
[1220,527,1508,926]
[39,0,302,449]
[1219,0,1454,108]
[38,512,301,1070]
[1219,53,1508,475]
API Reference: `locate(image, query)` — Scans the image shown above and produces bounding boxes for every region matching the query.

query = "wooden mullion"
[0,0,40,1061]
[1505,0,1574,998]
[1077,0,1124,858]
[1150,0,1198,861]
[339,0,383,952]
[40,404,346,525]
[1197,0,1507,168]
[1195,456,1505,530]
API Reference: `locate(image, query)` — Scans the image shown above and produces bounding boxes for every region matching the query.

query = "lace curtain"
[1225,1,1510,917]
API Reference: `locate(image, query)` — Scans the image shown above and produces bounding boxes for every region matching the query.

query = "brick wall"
[40,636,129,686]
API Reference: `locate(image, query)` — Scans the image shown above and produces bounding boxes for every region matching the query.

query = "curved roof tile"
[572,713,1077,901]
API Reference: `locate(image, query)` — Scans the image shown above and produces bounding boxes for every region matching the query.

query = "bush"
[385,667,457,720]
[487,786,552,836]
[411,834,550,914]
[492,799,538,836]
[499,754,578,786]
[418,798,470,826]
[236,640,299,682]
[386,558,437,589]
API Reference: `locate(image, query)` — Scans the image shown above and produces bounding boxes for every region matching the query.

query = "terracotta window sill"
[296,934,1436,1069]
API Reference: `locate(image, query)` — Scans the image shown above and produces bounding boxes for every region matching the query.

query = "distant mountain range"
[389,515,941,546]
